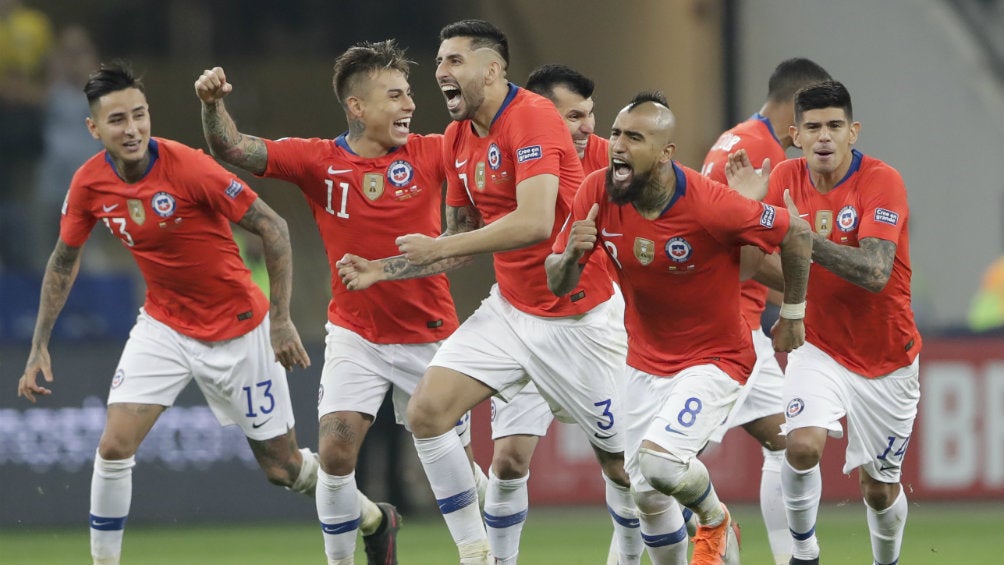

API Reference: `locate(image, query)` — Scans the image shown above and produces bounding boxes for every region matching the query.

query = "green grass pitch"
[2,502,1000,564]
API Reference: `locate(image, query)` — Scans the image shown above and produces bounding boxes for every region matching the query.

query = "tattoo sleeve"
[811,235,896,292]
[238,200,294,319]
[31,241,82,349]
[201,100,269,175]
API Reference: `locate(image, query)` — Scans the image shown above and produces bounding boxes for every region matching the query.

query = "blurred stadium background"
[2,0,1003,563]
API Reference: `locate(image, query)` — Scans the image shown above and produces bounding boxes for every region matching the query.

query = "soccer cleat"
[788,558,819,565]
[690,504,737,565]
[362,502,401,565]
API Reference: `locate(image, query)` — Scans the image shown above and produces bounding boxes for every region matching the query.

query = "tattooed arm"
[336,203,483,290]
[18,241,82,402]
[811,235,896,293]
[195,67,269,175]
[237,199,310,370]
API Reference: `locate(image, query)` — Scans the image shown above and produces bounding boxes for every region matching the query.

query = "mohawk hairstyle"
[626,90,669,111]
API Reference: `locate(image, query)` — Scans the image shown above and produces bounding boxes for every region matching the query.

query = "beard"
[605,166,652,206]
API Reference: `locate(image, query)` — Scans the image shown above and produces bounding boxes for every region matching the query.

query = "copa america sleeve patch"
[225,179,245,199]
[516,145,543,163]
[759,203,776,228]
[874,208,900,226]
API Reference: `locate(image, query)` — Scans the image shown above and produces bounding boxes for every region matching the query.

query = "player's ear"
[790,125,801,149]
[345,95,364,120]
[849,121,861,144]
[85,117,100,140]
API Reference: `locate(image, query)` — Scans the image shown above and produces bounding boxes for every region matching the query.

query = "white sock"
[358,491,383,536]
[473,462,489,512]
[866,488,907,565]
[680,507,697,537]
[291,447,319,496]
[90,452,135,565]
[316,469,360,562]
[635,491,688,565]
[484,467,529,563]
[603,473,643,565]
[781,459,821,560]
[761,448,792,564]
[413,431,488,558]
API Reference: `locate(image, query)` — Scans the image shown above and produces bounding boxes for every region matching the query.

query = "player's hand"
[18,348,54,403]
[770,317,805,353]
[782,188,802,219]
[725,149,770,201]
[194,67,232,104]
[563,203,600,264]
[396,233,440,266]
[336,253,382,291]
[269,318,311,371]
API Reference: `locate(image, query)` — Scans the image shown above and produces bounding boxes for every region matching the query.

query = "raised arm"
[395,173,558,265]
[237,199,310,370]
[195,67,269,175]
[18,240,83,402]
[337,202,483,290]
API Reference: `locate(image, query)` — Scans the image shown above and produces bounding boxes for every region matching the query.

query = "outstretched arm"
[337,203,482,290]
[195,67,269,175]
[394,173,558,265]
[237,199,310,370]
[18,240,82,402]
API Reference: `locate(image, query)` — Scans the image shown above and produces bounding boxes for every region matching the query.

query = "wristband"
[779,301,806,320]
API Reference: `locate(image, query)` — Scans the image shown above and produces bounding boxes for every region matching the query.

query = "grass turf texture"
[2,502,1000,564]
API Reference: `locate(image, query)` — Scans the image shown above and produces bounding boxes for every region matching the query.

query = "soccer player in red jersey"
[546,91,811,565]
[338,21,639,565]
[196,40,472,565]
[16,61,313,565]
[700,58,831,565]
[765,81,922,565]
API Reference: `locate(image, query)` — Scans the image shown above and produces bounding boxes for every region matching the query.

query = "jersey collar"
[335,132,399,156]
[808,149,863,189]
[471,82,520,135]
[659,161,687,216]
[751,112,782,147]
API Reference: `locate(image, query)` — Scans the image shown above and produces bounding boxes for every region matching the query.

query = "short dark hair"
[526,64,594,102]
[794,80,853,123]
[439,19,509,68]
[626,90,669,111]
[332,39,413,106]
[767,57,832,103]
[84,60,144,109]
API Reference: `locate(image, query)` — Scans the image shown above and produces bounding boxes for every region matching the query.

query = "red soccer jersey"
[444,84,612,316]
[60,137,268,341]
[581,133,610,175]
[556,163,791,381]
[262,133,459,344]
[702,114,788,329]
[766,151,921,377]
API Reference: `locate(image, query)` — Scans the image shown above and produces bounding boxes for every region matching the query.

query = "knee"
[96,436,137,461]
[492,446,532,480]
[633,488,675,517]
[785,434,824,470]
[318,445,358,476]
[637,448,687,495]
[406,395,445,438]
[860,476,899,510]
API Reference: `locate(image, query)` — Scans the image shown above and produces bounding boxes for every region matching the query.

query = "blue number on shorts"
[594,398,614,430]
[677,397,703,428]
[877,435,911,461]
[241,379,276,417]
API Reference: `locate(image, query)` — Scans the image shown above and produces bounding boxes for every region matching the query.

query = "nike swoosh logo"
[327,167,352,175]
[454,159,468,168]
[594,432,617,440]
[91,520,113,527]
[102,203,119,212]
[879,464,897,472]
[251,418,273,429]
[799,213,810,218]
[663,424,685,435]
[600,228,622,237]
